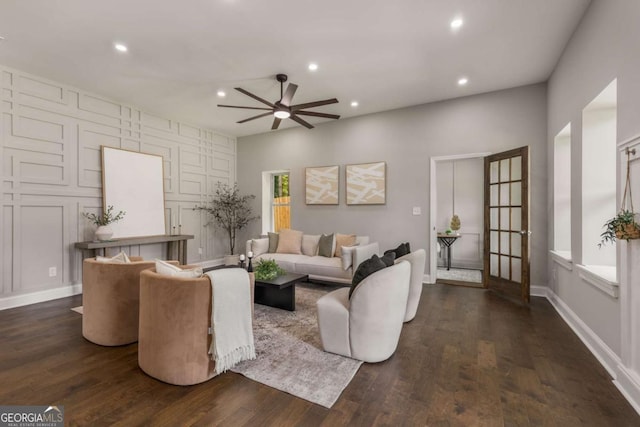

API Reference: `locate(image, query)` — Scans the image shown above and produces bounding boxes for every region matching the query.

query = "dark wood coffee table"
[254,272,309,311]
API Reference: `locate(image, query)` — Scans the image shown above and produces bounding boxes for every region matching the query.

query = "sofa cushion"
[384,242,410,258]
[334,233,356,257]
[340,244,360,270]
[318,233,335,257]
[251,238,269,257]
[349,254,387,298]
[276,229,303,254]
[268,232,279,253]
[154,259,203,278]
[302,234,321,256]
[295,256,351,280]
[355,236,370,245]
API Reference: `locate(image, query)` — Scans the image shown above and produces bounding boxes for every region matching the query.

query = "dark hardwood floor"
[1,284,638,426]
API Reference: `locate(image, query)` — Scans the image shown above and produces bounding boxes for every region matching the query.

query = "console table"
[75,234,194,265]
[437,233,461,271]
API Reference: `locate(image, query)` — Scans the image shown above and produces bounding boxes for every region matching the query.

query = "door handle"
[519,230,531,236]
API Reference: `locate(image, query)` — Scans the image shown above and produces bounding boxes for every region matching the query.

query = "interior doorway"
[429,152,490,286]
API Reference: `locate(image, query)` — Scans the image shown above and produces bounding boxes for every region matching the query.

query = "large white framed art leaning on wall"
[101,146,166,239]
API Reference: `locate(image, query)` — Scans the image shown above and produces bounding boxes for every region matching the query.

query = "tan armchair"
[82,257,173,346]
[138,268,255,386]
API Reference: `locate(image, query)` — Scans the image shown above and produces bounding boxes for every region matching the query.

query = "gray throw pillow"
[381,251,396,267]
[268,232,279,253]
[317,233,334,257]
[349,254,387,299]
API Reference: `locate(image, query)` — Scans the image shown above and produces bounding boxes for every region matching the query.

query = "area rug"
[231,282,362,408]
[71,306,83,314]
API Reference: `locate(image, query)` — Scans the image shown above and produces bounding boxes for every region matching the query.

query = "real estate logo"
[0,405,64,427]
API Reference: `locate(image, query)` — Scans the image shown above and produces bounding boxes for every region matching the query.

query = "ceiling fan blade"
[235,87,276,108]
[272,118,282,130]
[290,115,314,129]
[217,104,273,111]
[295,110,341,120]
[237,112,273,124]
[291,98,338,111]
[280,83,298,106]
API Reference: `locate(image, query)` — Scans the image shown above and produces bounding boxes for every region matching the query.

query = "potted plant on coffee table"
[195,182,259,265]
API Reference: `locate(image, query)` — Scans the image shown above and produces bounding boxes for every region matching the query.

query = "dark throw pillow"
[268,232,279,253]
[317,233,335,258]
[381,251,396,267]
[384,242,410,258]
[349,254,386,299]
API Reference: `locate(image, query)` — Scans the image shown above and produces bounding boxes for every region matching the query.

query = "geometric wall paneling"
[18,204,65,291]
[17,75,67,105]
[78,93,122,118]
[141,112,174,134]
[212,132,236,154]
[0,64,236,301]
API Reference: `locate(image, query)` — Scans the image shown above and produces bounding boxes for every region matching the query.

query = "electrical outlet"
[198,247,203,255]
[49,267,57,277]
[412,207,421,215]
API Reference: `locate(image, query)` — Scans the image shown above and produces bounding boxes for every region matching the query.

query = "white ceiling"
[0,0,591,137]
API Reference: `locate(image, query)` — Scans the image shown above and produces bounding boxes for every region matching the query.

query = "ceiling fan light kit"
[217,73,340,130]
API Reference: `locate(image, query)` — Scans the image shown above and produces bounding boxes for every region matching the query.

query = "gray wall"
[547,0,640,406]
[238,83,548,285]
[0,65,236,308]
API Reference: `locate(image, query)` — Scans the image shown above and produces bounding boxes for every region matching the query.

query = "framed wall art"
[346,161,386,205]
[305,165,339,205]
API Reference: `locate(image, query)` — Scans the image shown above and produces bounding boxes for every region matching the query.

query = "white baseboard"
[423,274,434,284]
[540,286,640,415]
[0,283,83,311]
[530,285,548,297]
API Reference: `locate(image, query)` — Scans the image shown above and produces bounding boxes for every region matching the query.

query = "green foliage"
[254,258,285,280]
[82,205,126,226]
[273,174,289,198]
[194,182,259,254]
[599,209,640,248]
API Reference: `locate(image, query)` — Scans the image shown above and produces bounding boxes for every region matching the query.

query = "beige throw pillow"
[155,259,203,278]
[301,234,321,256]
[96,251,131,263]
[335,234,357,257]
[340,244,360,270]
[251,238,269,257]
[276,229,303,254]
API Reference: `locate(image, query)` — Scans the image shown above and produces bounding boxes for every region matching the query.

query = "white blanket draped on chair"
[205,269,256,374]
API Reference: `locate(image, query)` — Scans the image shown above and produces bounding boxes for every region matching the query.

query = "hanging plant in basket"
[599,148,640,247]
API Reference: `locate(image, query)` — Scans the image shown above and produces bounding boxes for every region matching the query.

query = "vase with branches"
[82,205,126,241]
[194,182,259,255]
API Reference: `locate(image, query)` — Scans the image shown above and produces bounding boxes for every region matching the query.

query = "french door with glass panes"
[483,146,530,303]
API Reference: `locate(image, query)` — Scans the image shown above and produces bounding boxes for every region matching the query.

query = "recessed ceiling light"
[0,36,5,41]
[217,90,226,97]
[458,77,468,86]
[450,18,463,30]
[114,43,128,52]
[350,101,359,107]
[308,63,318,71]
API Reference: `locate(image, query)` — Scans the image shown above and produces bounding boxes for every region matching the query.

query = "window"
[261,170,290,233]
[271,173,290,232]
[581,80,617,271]
[553,123,571,258]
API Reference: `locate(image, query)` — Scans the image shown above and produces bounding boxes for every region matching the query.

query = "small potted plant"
[598,209,640,247]
[83,205,126,241]
[254,258,286,281]
[194,182,259,265]
[450,214,461,235]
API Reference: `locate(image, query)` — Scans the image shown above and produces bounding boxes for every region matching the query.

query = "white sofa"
[246,235,379,284]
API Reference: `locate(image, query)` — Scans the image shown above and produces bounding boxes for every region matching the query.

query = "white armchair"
[395,249,426,322]
[316,261,411,363]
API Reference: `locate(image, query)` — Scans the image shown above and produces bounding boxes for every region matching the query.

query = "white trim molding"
[576,264,619,298]
[550,250,573,271]
[0,283,83,311]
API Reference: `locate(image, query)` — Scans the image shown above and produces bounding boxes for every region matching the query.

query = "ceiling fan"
[217,74,340,130]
